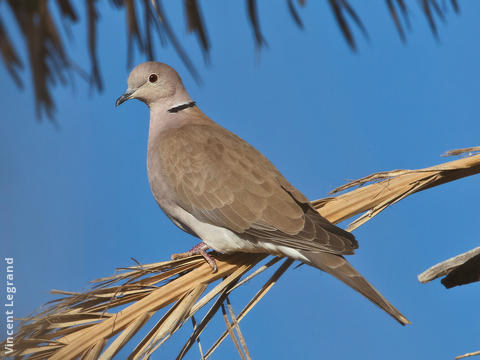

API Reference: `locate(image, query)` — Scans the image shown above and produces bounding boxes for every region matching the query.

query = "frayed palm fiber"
[4,146,480,360]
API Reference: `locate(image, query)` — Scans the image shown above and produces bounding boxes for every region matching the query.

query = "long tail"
[299,251,410,325]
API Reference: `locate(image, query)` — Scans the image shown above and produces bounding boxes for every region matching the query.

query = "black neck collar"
[168,101,196,113]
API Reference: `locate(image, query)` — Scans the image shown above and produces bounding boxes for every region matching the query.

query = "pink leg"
[171,242,218,273]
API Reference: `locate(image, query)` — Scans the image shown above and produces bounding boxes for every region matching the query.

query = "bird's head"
[116,61,188,107]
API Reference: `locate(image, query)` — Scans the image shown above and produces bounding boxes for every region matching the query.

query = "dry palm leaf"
[418,247,480,288]
[442,146,480,157]
[0,0,460,120]
[4,147,480,359]
[455,350,480,360]
[417,147,480,291]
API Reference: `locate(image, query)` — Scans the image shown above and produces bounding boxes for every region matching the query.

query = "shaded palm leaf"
[0,0,461,121]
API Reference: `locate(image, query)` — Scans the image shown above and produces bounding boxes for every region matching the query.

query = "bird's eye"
[149,74,158,83]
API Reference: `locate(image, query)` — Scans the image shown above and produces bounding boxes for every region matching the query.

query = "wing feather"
[159,123,357,255]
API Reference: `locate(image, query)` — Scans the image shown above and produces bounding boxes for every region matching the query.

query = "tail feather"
[299,251,410,325]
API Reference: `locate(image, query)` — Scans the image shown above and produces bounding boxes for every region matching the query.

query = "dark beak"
[115,88,135,107]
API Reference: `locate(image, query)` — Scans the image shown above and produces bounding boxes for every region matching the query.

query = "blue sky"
[1,1,480,359]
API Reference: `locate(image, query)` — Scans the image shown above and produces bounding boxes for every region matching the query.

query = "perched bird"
[116,61,410,325]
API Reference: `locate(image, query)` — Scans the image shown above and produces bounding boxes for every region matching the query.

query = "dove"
[116,61,410,325]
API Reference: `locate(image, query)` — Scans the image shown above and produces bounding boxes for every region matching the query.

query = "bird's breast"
[146,143,174,206]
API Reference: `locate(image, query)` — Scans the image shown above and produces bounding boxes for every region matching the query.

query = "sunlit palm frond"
[3,147,479,359]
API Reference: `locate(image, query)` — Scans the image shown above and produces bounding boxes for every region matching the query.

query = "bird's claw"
[171,242,218,273]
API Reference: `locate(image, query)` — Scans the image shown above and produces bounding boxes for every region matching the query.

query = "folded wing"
[159,122,357,255]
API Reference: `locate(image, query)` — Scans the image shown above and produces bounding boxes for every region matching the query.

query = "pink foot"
[171,242,218,273]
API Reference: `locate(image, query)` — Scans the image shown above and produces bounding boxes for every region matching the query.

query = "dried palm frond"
[4,147,480,359]
[418,246,480,288]
[442,146,480,157]
[319,146,480,231]
[417,147,480,293]
[328,0,369,51]
[184,0,210,61]
[455,350,480,360]
[0,0,460,120]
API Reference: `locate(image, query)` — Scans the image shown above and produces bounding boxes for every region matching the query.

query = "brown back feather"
[158,113,357,255]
